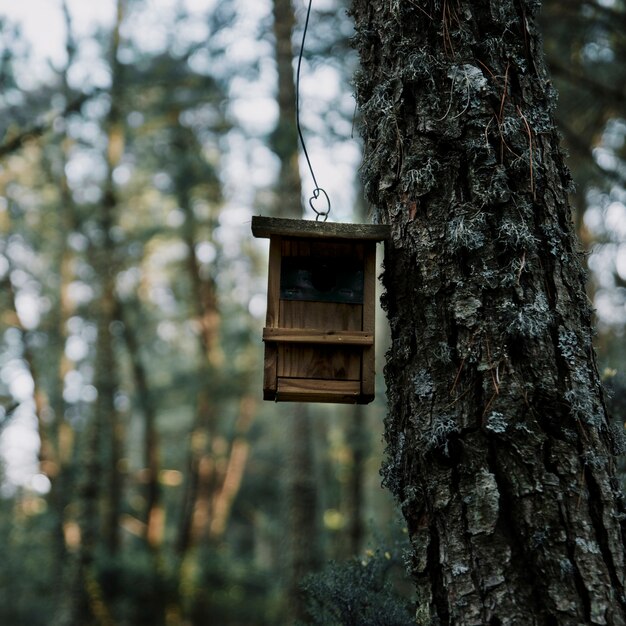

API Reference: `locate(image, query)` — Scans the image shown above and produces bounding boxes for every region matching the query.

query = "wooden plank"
[309,240,364,260]
[277,344,361,380]
[266,237,282,328]
[276,378,363,403]
[263,327,373,345]
[263,237,282,398]
[361,243,377,398]
[280,300,362,332]
[281,238,364,261]
[282,238,311,257]
[252,216,390,241]
[262,348,277,401]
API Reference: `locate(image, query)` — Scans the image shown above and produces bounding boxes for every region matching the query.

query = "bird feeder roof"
[251,216,391,241]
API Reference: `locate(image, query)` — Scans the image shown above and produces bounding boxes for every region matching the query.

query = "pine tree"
[350,1,626,623]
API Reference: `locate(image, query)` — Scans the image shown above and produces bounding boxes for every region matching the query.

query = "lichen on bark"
[350,0,626,623]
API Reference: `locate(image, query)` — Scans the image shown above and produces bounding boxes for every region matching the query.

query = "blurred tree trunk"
[47,167,77,570]
[115,298,162,550]
[174,155,222,557]
[168,103,258,552]
[272,0,321,622]
[169,118,256,626]
[58,3,126,624]
[98,0,126,557]
[351,1,626,624]
[286,403,320,618]
[46,0,80,576]
[271,0,301,213]
[208,394,257,540]
[346,404,366,556]
[344,189,370,558]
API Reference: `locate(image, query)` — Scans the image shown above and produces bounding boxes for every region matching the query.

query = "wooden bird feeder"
[252,216,390,404]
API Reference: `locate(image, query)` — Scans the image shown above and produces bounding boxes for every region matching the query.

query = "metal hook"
[309,187,330,222]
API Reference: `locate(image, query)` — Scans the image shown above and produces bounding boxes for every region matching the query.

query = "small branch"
[0,89,102,158]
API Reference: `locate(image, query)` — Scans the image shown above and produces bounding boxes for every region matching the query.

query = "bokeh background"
[0,0,625,624]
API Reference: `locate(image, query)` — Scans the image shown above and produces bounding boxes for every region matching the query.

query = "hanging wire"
[296,0,331,221]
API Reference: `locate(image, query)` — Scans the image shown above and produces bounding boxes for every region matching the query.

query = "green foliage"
[97,551,176,626]
[188,544,282,626]
[0,495,58,626]
[301,548,414,626]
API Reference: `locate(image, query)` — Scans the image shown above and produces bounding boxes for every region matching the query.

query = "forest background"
[0,0,625,624]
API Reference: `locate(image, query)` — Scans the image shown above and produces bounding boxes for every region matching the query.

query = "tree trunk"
[271,0,302,214]
[208,395,256,540]
[98,0,126,557]
[350,1,626,624]
[272,0,321,621]
[57,4,125,624]
[47,1,80,578]
[174,138,222,556]
[346,404,367,557]
[286,403,320,620]
[116,298,162,550]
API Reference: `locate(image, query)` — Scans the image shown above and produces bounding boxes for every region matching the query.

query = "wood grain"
[276,378,362,403]
[263,237,282,398]
[279,300,362,332]
[252,216,390,241]
[263,327,374,345]
[361,242,377,398]
[277,344,361,380]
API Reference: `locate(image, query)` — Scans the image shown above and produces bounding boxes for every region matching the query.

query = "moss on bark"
[350,1,626,623]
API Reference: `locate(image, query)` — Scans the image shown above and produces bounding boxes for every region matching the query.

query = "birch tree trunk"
[350,1,626,624]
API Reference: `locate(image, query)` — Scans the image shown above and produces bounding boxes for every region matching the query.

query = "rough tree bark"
[350,1,626,624]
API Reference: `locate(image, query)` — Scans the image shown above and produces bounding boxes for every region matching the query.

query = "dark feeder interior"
[280,257,364,304]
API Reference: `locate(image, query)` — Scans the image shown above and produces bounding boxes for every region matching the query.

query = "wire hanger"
[295,0,331,221]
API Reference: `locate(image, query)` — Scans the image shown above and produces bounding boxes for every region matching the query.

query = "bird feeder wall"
[252,216,390,404]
